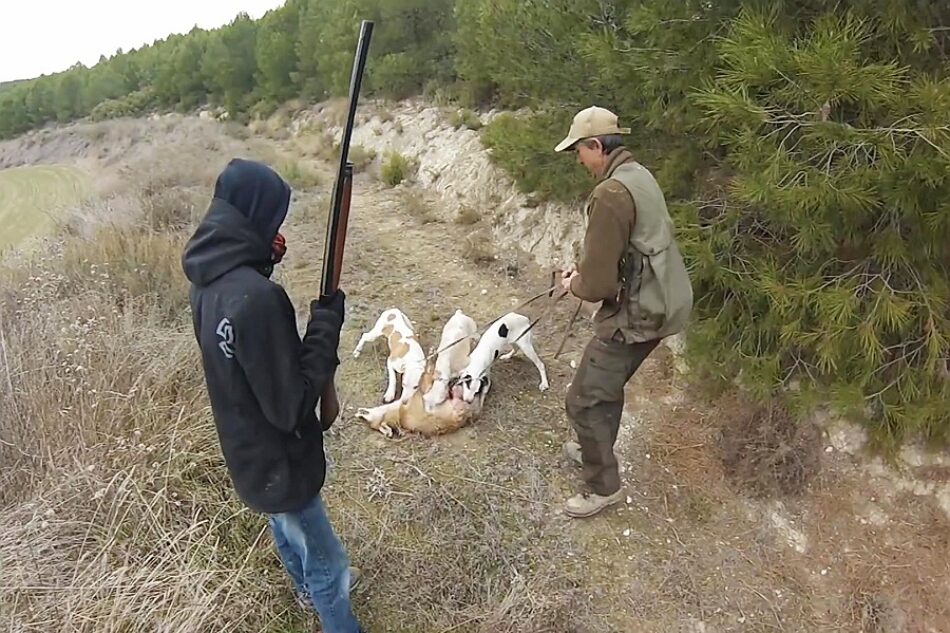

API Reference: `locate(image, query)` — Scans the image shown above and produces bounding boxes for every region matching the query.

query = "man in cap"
[555,106,693,518]
[182,158,365,632]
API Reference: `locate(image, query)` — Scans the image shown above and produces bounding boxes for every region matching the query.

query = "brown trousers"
[565,334,659,496]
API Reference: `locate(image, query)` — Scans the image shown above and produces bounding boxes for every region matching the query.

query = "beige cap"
[554,106,630,152]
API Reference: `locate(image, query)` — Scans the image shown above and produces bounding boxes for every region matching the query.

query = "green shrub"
[448,108,482,131]
[480,111,591,204]
[277,160,321,189]
[89,89,155,122]
[381,152,412,187]
[348,145,377,172]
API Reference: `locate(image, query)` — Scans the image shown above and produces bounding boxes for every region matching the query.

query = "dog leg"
[383,359,399,403]
[352,332,372,358]
[515,333,549,391]
[352,324,385,358]
[480,374,492,399]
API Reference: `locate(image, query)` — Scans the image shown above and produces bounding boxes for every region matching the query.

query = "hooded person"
[182,158,366,633]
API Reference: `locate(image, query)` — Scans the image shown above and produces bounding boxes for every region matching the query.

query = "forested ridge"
[1,0,947,447]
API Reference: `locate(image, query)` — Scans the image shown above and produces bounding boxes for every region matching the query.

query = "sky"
[0,0,288,82]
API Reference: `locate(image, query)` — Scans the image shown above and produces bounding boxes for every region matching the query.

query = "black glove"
[312,288,345,323]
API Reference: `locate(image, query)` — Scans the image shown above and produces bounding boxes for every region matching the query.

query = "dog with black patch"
[454,312,549,403]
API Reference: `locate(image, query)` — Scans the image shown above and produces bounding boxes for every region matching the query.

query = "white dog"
[352,308,427,403]
[455,312,548,403]
[423,309,478,411]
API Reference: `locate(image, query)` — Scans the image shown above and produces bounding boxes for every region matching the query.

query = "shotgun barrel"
[321,19,374,299]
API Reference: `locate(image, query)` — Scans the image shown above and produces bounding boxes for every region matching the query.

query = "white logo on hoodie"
[216,317,235,359]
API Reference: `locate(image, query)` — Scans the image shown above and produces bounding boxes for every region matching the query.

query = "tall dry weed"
[0,138,309,631]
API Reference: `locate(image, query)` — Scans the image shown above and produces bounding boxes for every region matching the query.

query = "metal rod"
[553,300,583,359]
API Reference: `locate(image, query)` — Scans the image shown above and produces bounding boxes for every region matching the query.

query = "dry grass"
[277,159,322,189]
[718,399,822,498]
[461,227,496,265]
[322,98,350,127]
[294,130,333,161]
[400,190,439,225]
[448,108,483,131]
[348,145,377,172]
[455,204,481,225]
[322,440,603,632]
[0,217,291,630]
[0,123,309,633]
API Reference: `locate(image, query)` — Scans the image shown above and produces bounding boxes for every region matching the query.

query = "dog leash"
[424,283,562,361]
[551,299,583,360]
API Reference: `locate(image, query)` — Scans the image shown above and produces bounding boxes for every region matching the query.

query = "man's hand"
[560,270,579,296]
[320,377,340,431]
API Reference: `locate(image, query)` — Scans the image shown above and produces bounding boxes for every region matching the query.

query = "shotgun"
[319,19,374,430]
[321,19,374,299]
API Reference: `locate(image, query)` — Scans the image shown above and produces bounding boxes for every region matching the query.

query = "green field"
[0,164,91,252]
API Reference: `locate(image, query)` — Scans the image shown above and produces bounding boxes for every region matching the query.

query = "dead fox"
[354,359,488,437]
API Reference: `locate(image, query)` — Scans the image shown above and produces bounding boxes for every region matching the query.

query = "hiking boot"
[564,489,625,518]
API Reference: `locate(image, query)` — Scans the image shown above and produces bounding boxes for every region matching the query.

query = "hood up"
[182,159,292,287]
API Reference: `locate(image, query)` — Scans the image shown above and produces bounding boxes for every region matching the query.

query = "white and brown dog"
[423,309,478,411]
[454,312,549,403]
[352,308,427,403]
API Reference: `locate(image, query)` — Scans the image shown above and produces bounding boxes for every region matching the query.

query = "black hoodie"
[182,159,341,514]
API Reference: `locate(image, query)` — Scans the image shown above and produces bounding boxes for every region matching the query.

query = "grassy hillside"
[0,164,91,251]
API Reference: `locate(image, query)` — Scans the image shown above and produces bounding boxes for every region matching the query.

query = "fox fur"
[355,358,487,437]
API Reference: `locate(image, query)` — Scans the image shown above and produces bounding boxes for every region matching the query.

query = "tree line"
[1,0,947,447]
[0,0,455,136]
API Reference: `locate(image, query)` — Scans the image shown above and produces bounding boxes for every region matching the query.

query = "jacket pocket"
[578,337,633,405]
[627,254,665,334]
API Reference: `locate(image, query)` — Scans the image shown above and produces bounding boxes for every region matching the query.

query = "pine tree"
[688,6,949,446]
[255,2,302,104]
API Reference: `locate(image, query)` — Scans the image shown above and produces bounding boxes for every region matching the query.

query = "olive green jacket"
[570,148,693,343]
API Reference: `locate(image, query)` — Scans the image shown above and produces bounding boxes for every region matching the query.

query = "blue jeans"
[267,494,362,633]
